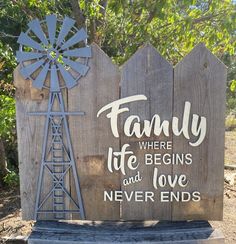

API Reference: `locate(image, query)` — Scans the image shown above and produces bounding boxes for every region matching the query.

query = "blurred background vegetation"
[0,0,235,186]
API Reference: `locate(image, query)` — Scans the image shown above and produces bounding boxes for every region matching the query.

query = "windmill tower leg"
[34,92,85,220]
[16,14,91,221]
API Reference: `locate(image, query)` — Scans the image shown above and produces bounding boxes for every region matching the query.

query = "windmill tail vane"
[16,14,92,220]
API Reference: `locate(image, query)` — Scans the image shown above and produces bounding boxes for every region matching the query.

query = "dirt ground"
[0,132,236,243]
[0,188,33,239]
[225,131,236,165]
[211,173,236,244]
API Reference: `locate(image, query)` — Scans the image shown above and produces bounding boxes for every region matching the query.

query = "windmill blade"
[33,62,49,89]
[20,59,45,79]
[63,47,91,58]
[57,63,77,89]
[56,17,75,47]
[28,19,49,46]
[16,51,43,62]
[50,64,60,92]
[17,32,44,51]
[46,15,57,45]
[62,57,89,76]
[60,28,87,50]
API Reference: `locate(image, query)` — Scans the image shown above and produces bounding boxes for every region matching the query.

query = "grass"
[225,131,236,165]
[225,115,236,131]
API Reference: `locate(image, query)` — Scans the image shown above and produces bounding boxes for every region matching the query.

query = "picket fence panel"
[14,43,226,221]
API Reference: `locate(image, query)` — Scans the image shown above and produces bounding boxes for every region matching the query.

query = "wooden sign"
[15,43,226,221]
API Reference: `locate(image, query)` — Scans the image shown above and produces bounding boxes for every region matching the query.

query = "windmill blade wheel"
[16,14,92,91]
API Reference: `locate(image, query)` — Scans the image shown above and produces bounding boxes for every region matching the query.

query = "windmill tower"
[16,15,91,220]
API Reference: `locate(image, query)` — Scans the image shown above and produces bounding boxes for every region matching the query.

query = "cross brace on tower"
[30,92,85,220]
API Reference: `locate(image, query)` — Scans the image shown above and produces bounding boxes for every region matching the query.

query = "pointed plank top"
[175,43,227,69]
[90,42,119,71]
[121,43,172,69]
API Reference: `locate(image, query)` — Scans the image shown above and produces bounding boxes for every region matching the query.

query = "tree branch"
[153,8,232,32]
[92,0,108,45]
[70,0,86,29]
[192,13,219,24]
[0,31,19,38]
[99,0,108,20]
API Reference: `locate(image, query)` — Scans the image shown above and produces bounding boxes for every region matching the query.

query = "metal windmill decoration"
[16,15,92,220]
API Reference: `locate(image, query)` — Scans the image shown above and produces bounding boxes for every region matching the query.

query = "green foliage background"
[0,0,235,173]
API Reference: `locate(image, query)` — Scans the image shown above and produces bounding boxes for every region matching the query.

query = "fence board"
[120,44,173,220]
[68,43,120,220]
[14,66,52,220]
[172,43,226,220]
[15,67,79,220]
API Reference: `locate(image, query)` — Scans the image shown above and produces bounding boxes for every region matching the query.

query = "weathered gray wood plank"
[14,43,226,222]
[14,66,52,220]
[172,43,226,220]
[68,43,120,220]
[120,44,173,220]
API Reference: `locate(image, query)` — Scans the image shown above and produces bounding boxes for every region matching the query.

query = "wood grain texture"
[14,66,51,220]
[120,44,173,220]
[15,43,226,221]
[68,43,120,220]
[172,43,226,220]
[15,66,70,220]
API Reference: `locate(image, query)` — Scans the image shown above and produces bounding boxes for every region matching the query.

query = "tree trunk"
[70,0,108,45]
[70,0,86,29]
[0,138,7,186]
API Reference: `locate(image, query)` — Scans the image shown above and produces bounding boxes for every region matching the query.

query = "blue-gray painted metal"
[16,51,43,62]
[62,57,90,76]
[60,28,88,50]
[17,32,45,51]
[63,47,92,58]
[28,19,49,46]
[20,59,45,79]
[46,15,57,45]
[17,15,91,220]
[56,17,75,47]
[33,63,49,90]
[28,111,85,116]
[57,63,77,89]
[33,92,86,220]
[50,65,60,92]
[18,15,91,91]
